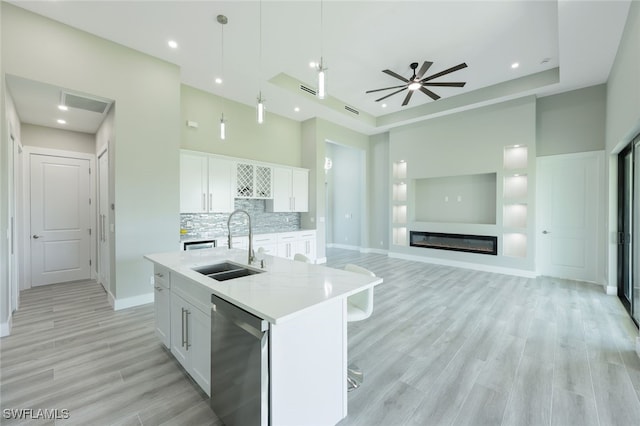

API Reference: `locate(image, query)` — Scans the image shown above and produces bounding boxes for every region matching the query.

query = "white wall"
[0,81,22,335]
[21,123,94,153]
[389,97,537,273]
[326,142,364,248]
[368,132,389,252]
[537,84,606,156]
[2,4,181,307]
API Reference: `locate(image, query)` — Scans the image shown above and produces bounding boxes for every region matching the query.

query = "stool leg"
[347,364,364,391]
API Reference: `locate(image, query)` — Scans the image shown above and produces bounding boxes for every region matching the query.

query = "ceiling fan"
[366,61,468,106]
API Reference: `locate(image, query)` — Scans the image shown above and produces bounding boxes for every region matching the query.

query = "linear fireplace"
[410,231,498,255]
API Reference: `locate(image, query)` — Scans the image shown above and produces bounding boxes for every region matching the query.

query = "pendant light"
[316,0,327,99]
[256,0,266,124]
[217,14,228,140]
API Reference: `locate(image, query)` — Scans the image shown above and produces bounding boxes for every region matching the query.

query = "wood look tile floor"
[1,248,639,426]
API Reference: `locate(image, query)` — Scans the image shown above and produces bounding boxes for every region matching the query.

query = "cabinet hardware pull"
[155,273,164,278]
[185,310,191,350]
[181,307,186,348]
[202,193,206,211]
[209,193,213,211]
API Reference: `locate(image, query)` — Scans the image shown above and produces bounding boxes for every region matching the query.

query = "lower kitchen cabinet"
[170,292,211,396]
[277,231,316,261]
[153,266,171,348]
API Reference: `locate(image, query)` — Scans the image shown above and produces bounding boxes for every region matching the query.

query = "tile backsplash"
[180,199,301,241]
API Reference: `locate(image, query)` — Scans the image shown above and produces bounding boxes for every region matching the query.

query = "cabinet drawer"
[172,274,213,315]
[154,266,171,289]
[253,234,277,245]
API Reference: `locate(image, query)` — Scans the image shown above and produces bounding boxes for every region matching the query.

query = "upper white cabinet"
[180,152,234,213]
[236,163,272,199]
[267,167,309,212]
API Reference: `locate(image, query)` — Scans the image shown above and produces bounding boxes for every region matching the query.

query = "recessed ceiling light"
[58,105,68,111]
[511,62,520,69]
[513,144,520,148]
[381,103,387,108]
[294,107,300,112]
[309,61,317,68]
[168,40,178,49]
[57,119,66,124]
[215,77,222,84]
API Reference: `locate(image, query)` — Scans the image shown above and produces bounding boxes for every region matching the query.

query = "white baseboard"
[605,285,617,296]
[327,244,388,256]
[0,315,12,337]
[108,291,154,311]
[360,248,388,255]
[326,243,361,251]
[388,251,537,278]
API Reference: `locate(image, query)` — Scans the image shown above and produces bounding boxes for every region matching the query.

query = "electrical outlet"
[149,276,154,285]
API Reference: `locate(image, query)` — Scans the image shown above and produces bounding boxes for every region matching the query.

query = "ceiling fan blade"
[365,84,408,94]
[422,82,466,87]
[415,61,433,79]
[420,87,441,101]
[421,63,468,82]
[401,90,414,106]
[375,87,407,102]
[382,69,409,82]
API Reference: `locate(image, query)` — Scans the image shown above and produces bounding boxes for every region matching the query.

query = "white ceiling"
[4,0,632,135]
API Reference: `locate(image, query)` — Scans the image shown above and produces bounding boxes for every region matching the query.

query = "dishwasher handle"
[212,295,269,338]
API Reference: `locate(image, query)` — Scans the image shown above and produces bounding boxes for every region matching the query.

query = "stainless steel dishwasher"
[210,294,269,426]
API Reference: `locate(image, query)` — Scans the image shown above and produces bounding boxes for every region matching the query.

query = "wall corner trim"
[605,285,618,296]
[111,292,154,311]
[0,315,13,337]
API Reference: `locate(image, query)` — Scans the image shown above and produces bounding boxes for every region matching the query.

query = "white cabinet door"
[277,234,298,259]
[297,235,316,260]
[268,167,309,212]
[208,157,234,213]
[190,306,211,396]
[154,284,170,348]
[180,153,207,213]
[170,294,189,368]
[270,167,293,211]
[291,169,309,212]
[170,292,212,396]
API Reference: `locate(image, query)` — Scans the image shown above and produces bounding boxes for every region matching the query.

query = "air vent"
[62,92,112,114]
[344,105,360,115]
[299,84,317,96]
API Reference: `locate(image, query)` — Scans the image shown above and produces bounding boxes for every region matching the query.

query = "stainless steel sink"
[193,262,263,282]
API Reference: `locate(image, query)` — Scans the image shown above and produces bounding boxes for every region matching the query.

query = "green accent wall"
[180,84,302,167]
[1,3,181,302]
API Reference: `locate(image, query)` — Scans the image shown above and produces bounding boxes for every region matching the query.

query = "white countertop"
[144,247,382,325]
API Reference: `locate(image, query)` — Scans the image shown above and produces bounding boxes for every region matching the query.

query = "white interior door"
[98,150,110,290]
[30,154,91,286]
[537,151,604,282]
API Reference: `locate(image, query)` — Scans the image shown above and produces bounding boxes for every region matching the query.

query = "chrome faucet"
[227,209,254,265]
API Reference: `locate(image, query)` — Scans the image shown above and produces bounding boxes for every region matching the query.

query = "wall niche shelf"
[502,145,528,258]
[392,160,408,246]
[504,145,528,170]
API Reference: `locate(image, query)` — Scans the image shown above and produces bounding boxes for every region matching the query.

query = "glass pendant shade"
[257,94,265,124]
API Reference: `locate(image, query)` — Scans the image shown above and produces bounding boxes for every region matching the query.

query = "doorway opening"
[617,133,640,326]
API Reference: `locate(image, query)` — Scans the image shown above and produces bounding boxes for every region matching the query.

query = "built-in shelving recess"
[502,145,528,258]
[392,160,408,246]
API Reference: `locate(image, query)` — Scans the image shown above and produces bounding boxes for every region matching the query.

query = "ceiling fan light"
[408,81,422,91]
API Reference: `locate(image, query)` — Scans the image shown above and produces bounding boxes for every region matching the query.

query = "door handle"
[185,309,191,350]
[32,234,43,239]
[542,230,550,234]
[181,307,186,348]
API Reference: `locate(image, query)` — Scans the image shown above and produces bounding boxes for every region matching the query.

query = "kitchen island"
[145,247,382,426]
